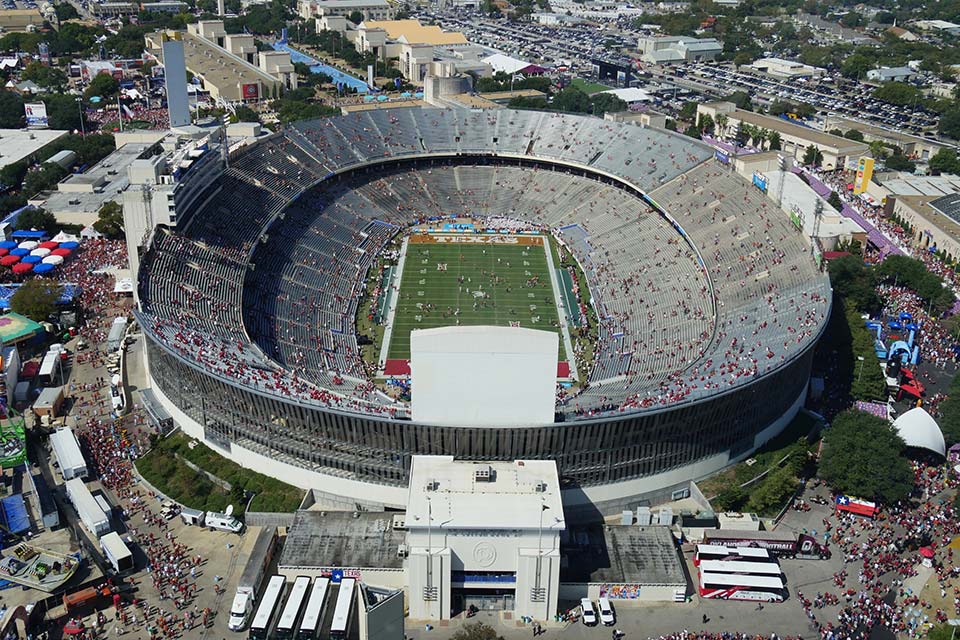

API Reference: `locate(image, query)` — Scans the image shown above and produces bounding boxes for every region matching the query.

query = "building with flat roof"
[698,101,868,171]
[749,57,824,79]
[298,0,393,20]
[866,66,917,83]
[406,456,564,621]
[0,8,45,31]
[861,173,960,261]
[638,36,721,64]
[822,115,946,162]
[0,129,69,173]
[145,23,295,103]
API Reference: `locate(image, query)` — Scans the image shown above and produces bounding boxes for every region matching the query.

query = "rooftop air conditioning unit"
[474,466,494,482]
[535,482,547,492]
[397,543,408,559]
[424,479,438,492]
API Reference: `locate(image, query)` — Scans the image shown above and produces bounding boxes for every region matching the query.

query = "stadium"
[134,108,832,516]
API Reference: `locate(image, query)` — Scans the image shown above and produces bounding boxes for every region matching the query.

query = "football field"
[386,234,568,363]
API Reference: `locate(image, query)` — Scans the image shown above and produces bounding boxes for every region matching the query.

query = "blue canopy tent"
[0,495,29,534]
[10,230,46,241]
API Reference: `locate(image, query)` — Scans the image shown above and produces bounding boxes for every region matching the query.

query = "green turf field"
[387,236,567,361]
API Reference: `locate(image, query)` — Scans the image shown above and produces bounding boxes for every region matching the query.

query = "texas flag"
[835,495,877,518]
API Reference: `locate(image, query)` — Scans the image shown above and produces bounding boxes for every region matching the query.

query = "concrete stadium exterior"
[133,109,831,517]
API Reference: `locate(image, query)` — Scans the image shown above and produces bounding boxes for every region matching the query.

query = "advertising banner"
[24,103,48,128]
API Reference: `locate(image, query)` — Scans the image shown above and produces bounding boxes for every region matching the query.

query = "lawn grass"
[571,77,612,95]
[697,411,820,502]
[388,235,567,361]
[138,432,305,513]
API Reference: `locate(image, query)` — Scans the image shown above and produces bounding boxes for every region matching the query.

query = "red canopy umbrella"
[12,262,32,274]
[920,546,935,558]
[63,620,85,635]
[51,248,72,257]
[38,241,58,249]
[0,248,8,257]
[0,255,19,266]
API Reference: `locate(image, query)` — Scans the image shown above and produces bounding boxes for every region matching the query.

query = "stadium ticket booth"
[406,456,564,621]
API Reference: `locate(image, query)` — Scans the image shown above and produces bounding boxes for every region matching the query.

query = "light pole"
[76,97,85,136]
[857,355,865,382]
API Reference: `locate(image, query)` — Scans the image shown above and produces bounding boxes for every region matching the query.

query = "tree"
[818,409,913,503]
[232,106,260,123]
[93,201,124,239]
[939,107,960,140]
[714,113,728,137]
[21,61,68,90]
[15,206,57,234]
[768,131,782,150]
[725,91,752,111]
[884,149,915,173]
[840,53,873,79]
[590,93,626,115]
[10,277,61,322]
[678,101,698,122]
[348,10,363,24]
[0,90,24,128]
[827,191,844,211]
[802,145,823,167]
[85,72,120,100]
[828,255,880,312]
[0,161,28,192]
[929,148,960,175]
[873,82,922,106]
[551,86,592,113]
[696,113,714,134]
[867,140,888,161]
[935,374,960,446]
[23,164,67,198]
[55,2,79,20]
[44,93,86,131]
[843,129,864,142]
[451,623,504,640]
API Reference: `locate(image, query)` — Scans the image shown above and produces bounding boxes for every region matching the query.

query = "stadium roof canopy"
[892,407,946,456]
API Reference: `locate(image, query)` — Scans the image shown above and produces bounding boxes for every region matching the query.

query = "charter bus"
[275,576,312,639]
[249,575,286,640]
[298,577,330,639]
[693,544,773,566]
[697,560,783,576]
[698,571,786,602]
[330,578,357,640]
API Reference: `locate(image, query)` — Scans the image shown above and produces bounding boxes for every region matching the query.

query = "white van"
[598,597,615,626]
[205,511,244,534]
[580,598,597,626]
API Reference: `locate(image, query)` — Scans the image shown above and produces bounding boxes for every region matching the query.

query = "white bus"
[697,560,783,576]
[698,571,786,602]
[329,578,356,640]
[276,576,311,639]
[693,544,772,566]
[298,577,330,639]
[249,575,286,640]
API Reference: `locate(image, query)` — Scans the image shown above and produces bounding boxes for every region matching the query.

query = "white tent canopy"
[51,231,79,244]
[892,407,946,456]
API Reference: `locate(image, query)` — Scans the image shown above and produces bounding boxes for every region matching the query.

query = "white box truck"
[180,507,205,526]
[100,532,134,573]
[49,428,87,480]
[65,478,110,537]
[228,527,278,631]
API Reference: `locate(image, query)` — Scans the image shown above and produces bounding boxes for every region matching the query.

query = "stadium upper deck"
[136,108,830,421]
